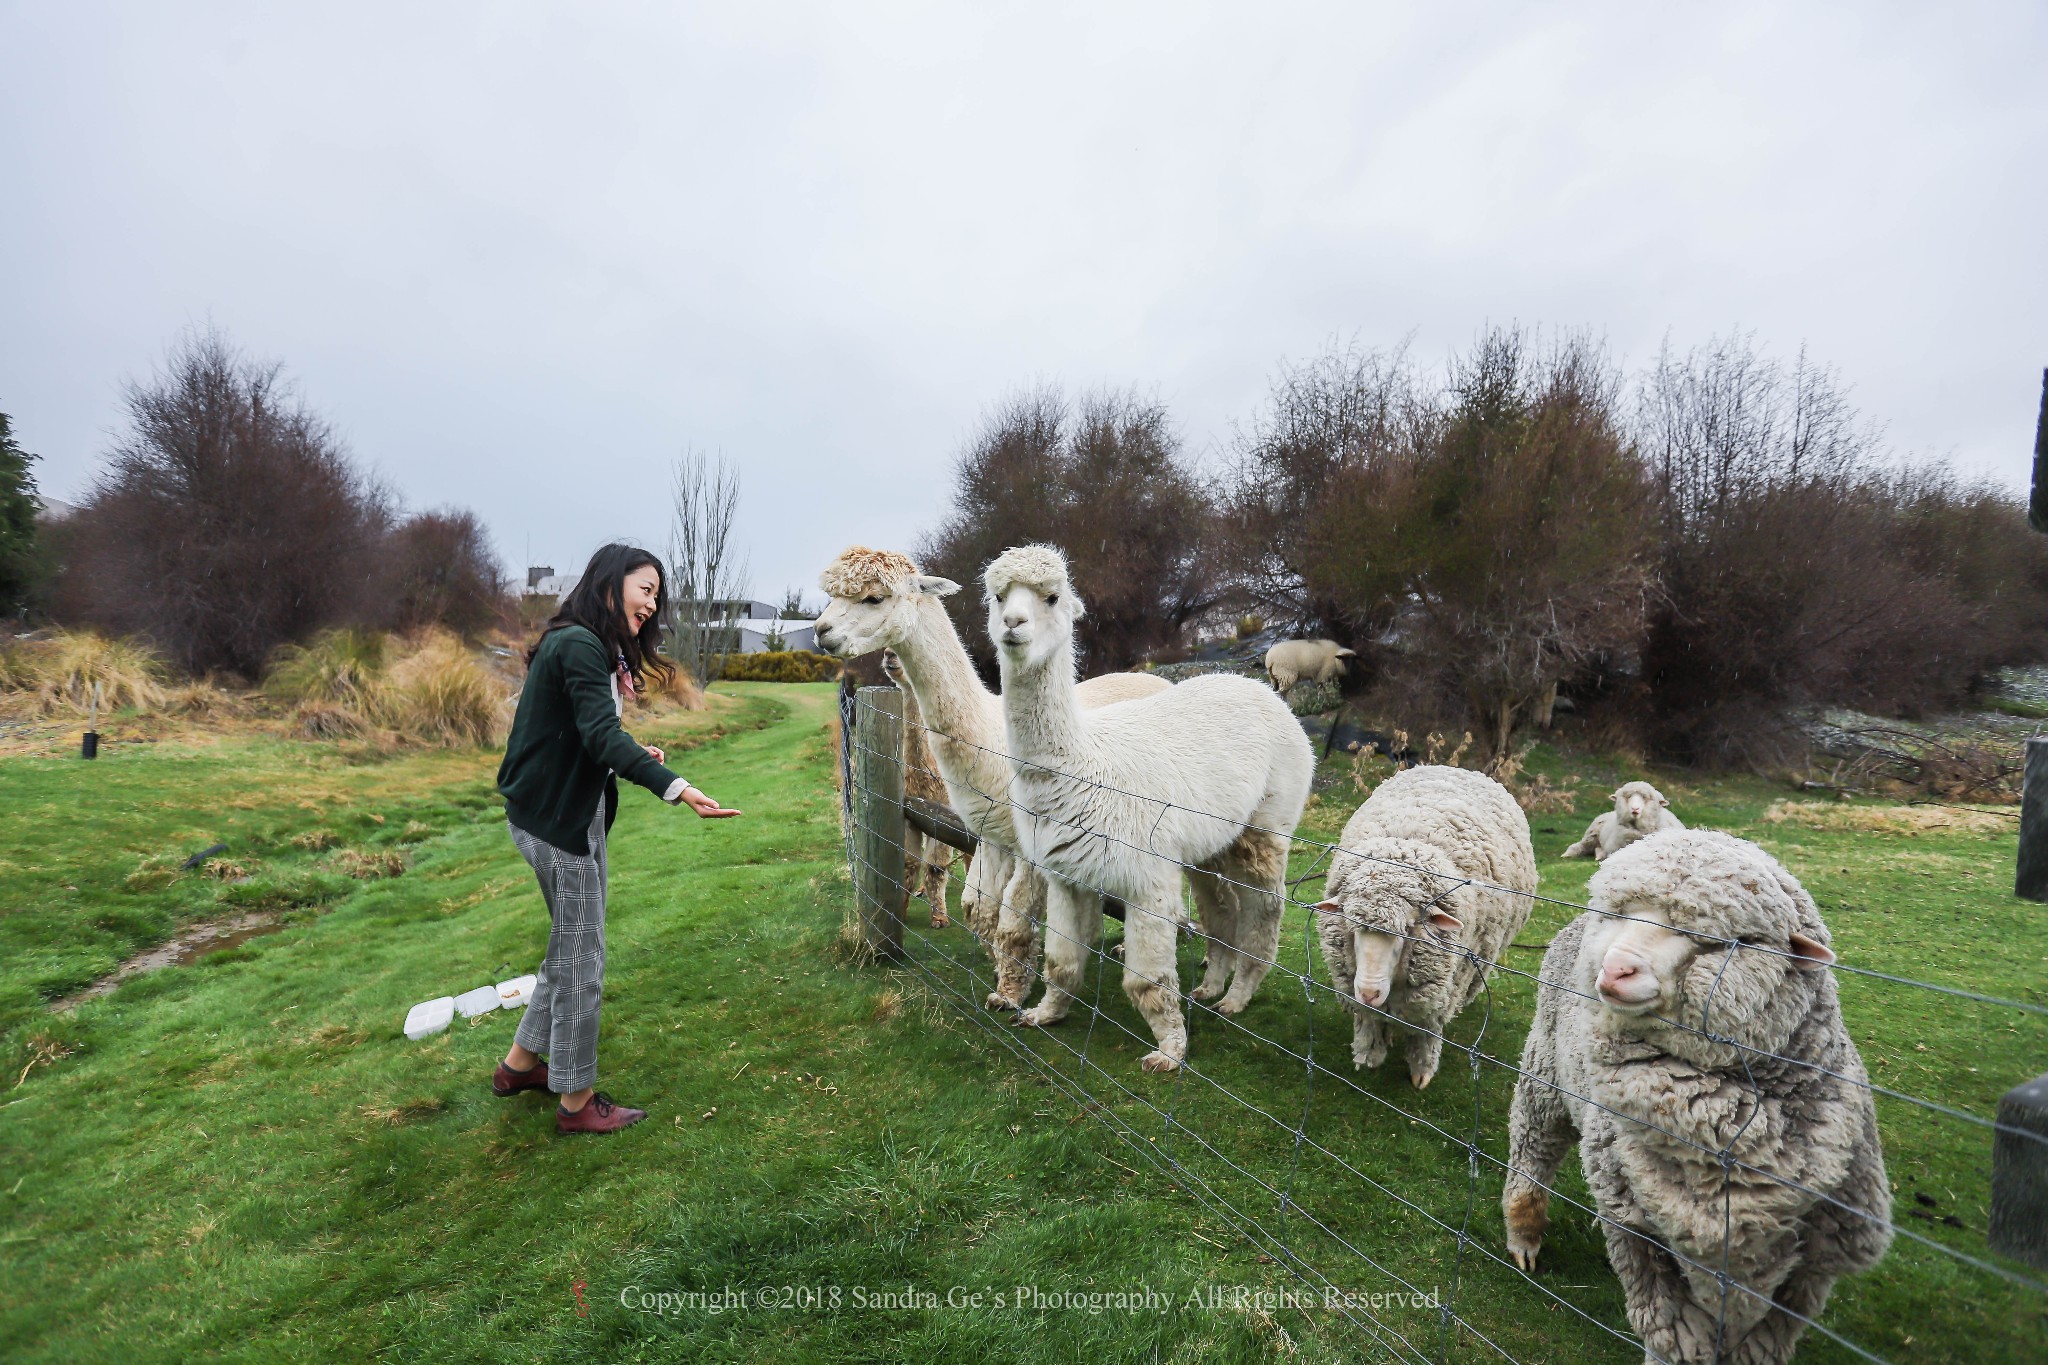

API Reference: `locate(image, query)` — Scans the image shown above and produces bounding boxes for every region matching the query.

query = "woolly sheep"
[1265,638,1356,694]
[813,547,1169,1008]
[986,544,1313,1072]
[1561,780,1683,860]
[1502,829,1890,1365]
[1313,765,1537,1088]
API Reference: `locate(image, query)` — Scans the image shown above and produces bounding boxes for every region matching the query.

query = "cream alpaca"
[813,547,1168,1006]
[984,544,1314,1073]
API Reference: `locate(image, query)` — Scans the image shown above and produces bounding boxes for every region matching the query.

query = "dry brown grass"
[378,630,510,747]
[332,848,407,880]
[1761,800,2014,837]
[642,662,707,711]
[1,631,169,715]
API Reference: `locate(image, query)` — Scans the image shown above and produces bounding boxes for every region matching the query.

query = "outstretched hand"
[679,786,741,819]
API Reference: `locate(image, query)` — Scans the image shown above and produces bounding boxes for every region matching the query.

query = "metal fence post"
[851,685,907,960]
[2017,738,2048,902]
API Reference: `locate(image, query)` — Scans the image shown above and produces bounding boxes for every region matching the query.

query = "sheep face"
[1585,834,1838,1045]
[983,545,1082,674]
[812,548,960,659]
[1317,862,1463,1010]
[1611,780,1668,832]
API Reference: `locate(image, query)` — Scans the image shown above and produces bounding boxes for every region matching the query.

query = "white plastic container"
[454,984,501,1018]
[496,974,537,1009]
[404,996,455,1040]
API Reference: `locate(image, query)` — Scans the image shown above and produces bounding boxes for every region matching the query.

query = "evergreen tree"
[0,411,41,617]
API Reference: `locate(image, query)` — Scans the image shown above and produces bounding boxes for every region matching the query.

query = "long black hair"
[528,543,677,688]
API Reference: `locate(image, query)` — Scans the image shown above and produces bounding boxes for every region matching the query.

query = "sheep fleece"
[1318,766,1537,1030]
[1506,832,1890,1363]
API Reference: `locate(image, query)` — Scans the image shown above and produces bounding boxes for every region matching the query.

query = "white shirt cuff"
[662,778,692,804]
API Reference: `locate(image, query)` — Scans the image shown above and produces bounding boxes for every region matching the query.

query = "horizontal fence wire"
[838,685,2047,1363]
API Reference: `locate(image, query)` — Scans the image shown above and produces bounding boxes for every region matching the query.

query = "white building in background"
[731,618,817,653]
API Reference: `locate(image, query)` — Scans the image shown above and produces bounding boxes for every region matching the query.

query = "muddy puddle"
[50,913,284,1012]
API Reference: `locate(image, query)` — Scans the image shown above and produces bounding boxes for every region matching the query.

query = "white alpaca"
[813,548,1168,1007]
[985,545,1315,1072]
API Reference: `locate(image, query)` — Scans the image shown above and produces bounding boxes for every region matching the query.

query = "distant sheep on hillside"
[1264,639,1355,694]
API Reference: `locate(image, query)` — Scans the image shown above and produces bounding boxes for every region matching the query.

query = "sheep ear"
[1658,796,1670,807]
[1787,931,1835,970]
[1311,898,1345,919]
[1426,909,1462,933]
[911,575,961,598]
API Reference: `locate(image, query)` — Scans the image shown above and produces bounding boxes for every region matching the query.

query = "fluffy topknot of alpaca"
[1591,828,1827,949]
[819,546,920,600]
[983,544,1081,614]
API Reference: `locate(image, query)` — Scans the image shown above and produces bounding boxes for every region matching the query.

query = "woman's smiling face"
[619,565,661,633]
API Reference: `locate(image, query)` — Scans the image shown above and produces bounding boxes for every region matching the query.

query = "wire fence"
[837,684,2048,1363]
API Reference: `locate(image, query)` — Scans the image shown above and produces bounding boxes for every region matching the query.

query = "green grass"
[0,688,2042,1361]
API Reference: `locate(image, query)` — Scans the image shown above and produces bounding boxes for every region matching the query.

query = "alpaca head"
[983,544,1082,674]
[813,546,960,658]
[1612,780,1669,831]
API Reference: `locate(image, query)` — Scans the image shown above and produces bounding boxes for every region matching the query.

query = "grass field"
[1,683,2042,1362]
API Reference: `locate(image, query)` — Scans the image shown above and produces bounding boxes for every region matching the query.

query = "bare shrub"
[378,509,506,638]
[1638,335,2048,763]
[920,386,1220,673]
[58,328,390,678]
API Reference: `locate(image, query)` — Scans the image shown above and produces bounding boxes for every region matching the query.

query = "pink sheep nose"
[1357,984,1386,1009]
[1598,958,1656,1004]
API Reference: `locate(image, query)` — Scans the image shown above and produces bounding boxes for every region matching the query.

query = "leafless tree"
[58,328,390,677]
[667,448,748,684]
[920,385,1220,674]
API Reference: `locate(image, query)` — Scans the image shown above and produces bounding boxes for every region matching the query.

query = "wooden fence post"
[2017,738,2048,903]
[851,685,907,960]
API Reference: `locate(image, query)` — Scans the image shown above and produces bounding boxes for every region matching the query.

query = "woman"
[491,543,740,1134]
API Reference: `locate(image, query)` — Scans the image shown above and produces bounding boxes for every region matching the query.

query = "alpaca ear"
[911,575,961,598]
[1787,931,1835,971]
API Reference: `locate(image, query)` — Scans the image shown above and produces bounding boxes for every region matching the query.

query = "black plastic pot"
[81,731,98,759]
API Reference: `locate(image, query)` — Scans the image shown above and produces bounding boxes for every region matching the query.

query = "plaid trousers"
[508,800,608,1094]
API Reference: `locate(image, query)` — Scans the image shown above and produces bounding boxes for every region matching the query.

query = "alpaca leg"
[963,849,1000,950]
[989,860,1043,1011]
[924,842,954,929]
[1215,832,1289,1015]
[1017,876,1093,1028]
[1120,881,1187,1072]
[1186,869,1238,1004]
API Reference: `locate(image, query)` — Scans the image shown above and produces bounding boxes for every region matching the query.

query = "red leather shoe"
[556,1092,646,1134]
[492,1060,549,1097]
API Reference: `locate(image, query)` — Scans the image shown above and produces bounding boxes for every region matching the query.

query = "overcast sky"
[4,2,2044,605]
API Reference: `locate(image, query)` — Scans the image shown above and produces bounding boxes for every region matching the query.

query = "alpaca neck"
[887,600,1001,758]
[998,634,1087,765]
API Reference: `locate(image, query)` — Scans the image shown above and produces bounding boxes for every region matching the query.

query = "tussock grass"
[0,630,169,715]
[264,628,387,707]
[379,630,509,747]
[1763,799,2015,837]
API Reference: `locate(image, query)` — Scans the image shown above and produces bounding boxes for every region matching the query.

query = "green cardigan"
[497,624,681,854]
